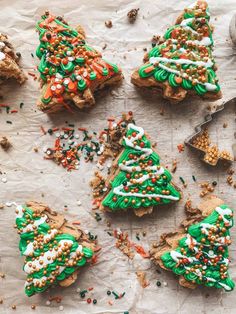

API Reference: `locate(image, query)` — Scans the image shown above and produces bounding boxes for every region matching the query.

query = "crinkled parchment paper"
[0,0,236,313]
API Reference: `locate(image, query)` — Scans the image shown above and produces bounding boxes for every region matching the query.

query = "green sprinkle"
[31,53,34,58]
[6,120,12,124]
[80,289,87,298]
[93,299,97,304]
[107,290,111,295]
[156,281,161,287]
[112,291,119,299]
[179,176,185,184]
[107,231,112,236]
[20,102,24,108]
[192,175,196,182]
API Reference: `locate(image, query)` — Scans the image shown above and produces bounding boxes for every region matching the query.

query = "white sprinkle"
[84,230,89,234]
[43,147,48,153]
[5,202,13,207]
[66,51,72,56]
[208,250,214,256]
[76,75,82,81]
[64,134,68,139]
[75,134,80,139]
[76,287,81,293]
[77,201,82,206]
[60,131,65,136]
[55,132,60,138]
[46,300,51,306]
[2,177,7,183]
[59,305,64,311]
[63,78,70,85]
[50,85,56,91]
[107,163,112,169]
[68,57,75,62]
[56,84,62,89]
[163,281,168,287]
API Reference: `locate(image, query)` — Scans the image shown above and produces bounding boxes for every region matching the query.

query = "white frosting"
[180,18,198,35]
[215,207,233,226]
[21,215,47,233]
[23,229,58,256]
[112,123,180,201]
[149,56,213,69]
[186,37,212,46]
[24,239,74,273]
[15,205,24,218]
[149,56,217,91]
[0,41,5,61]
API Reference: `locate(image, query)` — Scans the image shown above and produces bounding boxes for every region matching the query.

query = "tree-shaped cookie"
[15,201,95,296]
[0,33,26,94]
[150,196,235,291]
[131,0,221,103]
[36,12,123,113]
[100,123,181,216]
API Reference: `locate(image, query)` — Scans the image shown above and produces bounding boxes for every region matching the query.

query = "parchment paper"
[0,0,236,313]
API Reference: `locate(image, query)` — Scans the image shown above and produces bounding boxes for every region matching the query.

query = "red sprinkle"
[40,126,47,135]
[177,143,185,153]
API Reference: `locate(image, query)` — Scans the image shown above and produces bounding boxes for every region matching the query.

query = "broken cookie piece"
[0,33,27,93]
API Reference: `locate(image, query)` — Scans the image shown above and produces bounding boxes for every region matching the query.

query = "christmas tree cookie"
[150,196,235,291]
[15,201,96,297]
[0,33,27,94]
[36,12,123,113]
[131,1,222,103]
[95,122,181,216]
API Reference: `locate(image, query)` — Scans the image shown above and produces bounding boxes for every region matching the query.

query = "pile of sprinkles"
[42,112,135,171]
[43,125,105,171]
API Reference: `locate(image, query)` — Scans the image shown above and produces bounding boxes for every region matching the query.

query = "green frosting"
[137,1,221,96]
[102,123,181,211]
[36,13,120,105]
[15,205,93,297]
[161,204,235,291]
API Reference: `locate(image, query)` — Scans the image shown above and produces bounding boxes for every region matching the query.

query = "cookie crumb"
[0,136,11,151]
[127,8,139,23]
